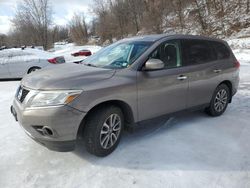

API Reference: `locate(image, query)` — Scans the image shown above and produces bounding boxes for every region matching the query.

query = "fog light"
[33,125,55,137]
[42,126,54,136]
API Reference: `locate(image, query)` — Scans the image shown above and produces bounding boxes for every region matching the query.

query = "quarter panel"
[220,57,240,95]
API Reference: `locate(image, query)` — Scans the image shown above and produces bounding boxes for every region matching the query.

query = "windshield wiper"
[83,63,97,67]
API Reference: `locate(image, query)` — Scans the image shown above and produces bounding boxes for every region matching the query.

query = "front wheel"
[206,84,230,117]
[84,106,124,157]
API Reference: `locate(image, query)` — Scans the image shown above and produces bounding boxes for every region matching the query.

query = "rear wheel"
[206,84,230,116]
[84,106,124,157]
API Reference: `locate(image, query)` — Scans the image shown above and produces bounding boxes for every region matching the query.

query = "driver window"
[149,40,181,69]
[10,51,24,58]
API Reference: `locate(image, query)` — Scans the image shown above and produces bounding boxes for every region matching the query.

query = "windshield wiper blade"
[83,63,97,67]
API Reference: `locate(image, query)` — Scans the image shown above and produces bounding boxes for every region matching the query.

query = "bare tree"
[127,0,144,33]
[93,0,116,43]
[0,34,8,46]
[111,0,129,37]
[171,0,185,30]
[247,0,250,13]
[142,0,169,34]
[11,0,52,49]
[69,13,88,45]
[193,0,207,32]
[52,26,69,44]
[6,0,250,47]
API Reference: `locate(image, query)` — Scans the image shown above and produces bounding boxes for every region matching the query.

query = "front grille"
[16,86,30,103]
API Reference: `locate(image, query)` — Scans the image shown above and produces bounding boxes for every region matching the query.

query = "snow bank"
[226,36,250,64]
[1,63,250,187]
[228,37,250,49]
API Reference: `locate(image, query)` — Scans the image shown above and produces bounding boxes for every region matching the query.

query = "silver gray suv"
[11,35,240,156]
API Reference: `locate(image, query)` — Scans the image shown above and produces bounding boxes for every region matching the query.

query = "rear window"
[210,41,230,60]
[181,39,216,65]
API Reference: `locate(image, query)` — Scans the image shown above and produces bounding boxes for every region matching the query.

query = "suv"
[11,35,240,157]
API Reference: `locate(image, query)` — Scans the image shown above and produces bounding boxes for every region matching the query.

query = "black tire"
[28,67,41,74]
[84,106,124,157]
[206,84,230,117]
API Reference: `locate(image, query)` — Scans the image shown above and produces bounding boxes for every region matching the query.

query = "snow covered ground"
[0,48,250,188]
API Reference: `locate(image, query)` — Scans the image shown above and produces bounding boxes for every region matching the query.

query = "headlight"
[26,90,82,108]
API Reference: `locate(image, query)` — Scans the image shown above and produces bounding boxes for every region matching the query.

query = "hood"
[21,63,116,90]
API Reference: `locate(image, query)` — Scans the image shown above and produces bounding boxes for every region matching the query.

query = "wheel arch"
[27,66,41,74]
[218,80,233,103]
[77,100,135,138]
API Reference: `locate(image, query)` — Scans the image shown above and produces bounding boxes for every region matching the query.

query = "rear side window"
[181,39,216,65]
[11,51,32,57]
[210,41,230,59]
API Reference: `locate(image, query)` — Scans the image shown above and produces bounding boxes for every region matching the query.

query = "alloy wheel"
[100,114,122,149]
[214,89,228,112]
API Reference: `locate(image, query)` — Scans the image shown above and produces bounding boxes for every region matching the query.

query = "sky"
[0,0,94,34]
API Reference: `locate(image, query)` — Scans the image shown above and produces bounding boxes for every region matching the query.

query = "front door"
[137,40,189,121]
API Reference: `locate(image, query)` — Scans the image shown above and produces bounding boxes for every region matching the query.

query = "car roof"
[0,48,53,59]
[121,34,225,43]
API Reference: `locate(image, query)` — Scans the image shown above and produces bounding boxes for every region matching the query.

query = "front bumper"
[11,98,86,152]
[28,136,77,152]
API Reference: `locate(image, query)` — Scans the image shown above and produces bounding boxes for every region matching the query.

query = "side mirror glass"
[144,58,164,71]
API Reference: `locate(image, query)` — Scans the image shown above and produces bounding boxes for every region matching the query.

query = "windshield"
[83,41,152,69]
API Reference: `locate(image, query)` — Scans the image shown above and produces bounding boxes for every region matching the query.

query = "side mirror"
[144,58,164,71]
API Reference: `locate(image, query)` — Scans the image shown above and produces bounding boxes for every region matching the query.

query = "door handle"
[213,69,222,73]
[177,75,187,80]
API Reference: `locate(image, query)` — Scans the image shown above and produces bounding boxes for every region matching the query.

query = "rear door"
[181,39,222,108]
[137,40,189,121]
